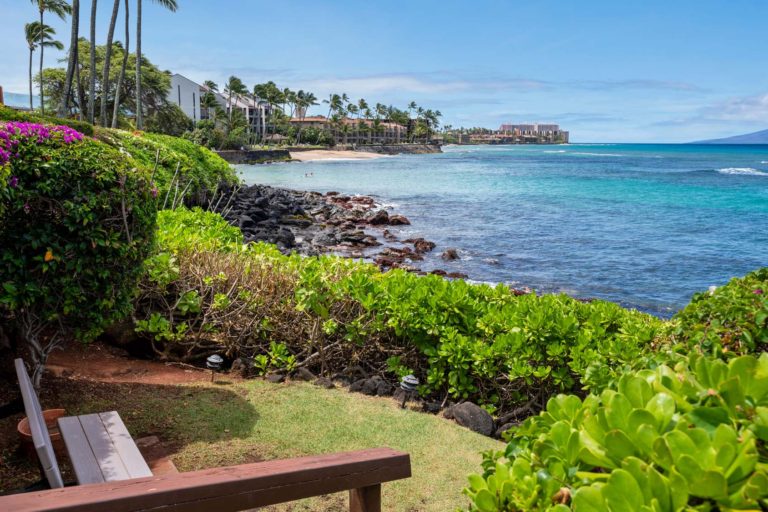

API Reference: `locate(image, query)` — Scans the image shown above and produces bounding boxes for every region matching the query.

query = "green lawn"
[4,375,502,511]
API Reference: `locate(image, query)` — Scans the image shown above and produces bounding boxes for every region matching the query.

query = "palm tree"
[58,0,79,117]
[223,76,247,128]
[25,22,63,111]
[294,90,317,143]
[136,0,177,129]
[100,0,121,126]
[203,80,218,92]
[88,0,96,123]
[31,0,71,115]
[111,0,129,128]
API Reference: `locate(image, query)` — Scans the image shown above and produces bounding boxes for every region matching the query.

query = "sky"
[1,0,767,142]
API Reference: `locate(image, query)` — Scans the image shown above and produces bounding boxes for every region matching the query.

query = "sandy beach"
[289,150,389,162]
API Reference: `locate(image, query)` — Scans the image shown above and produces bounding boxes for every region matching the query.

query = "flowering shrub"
[0,121,157,385]
[0,104,95,137]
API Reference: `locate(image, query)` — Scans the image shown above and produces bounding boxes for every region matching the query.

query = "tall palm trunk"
[76,49,84,121]
[29,45,35,110]
[88,0,97,124]
[100,0,121,126]
[111,0,129,128]
[59,0,79,117]
[38,8,45,114]
[135,0,143,129]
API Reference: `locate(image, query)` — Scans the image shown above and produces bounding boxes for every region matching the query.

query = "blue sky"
[1,0,767,142]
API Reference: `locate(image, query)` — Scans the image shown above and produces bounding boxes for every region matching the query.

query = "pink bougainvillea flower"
[755,289,764,295]
[8,175,18,188]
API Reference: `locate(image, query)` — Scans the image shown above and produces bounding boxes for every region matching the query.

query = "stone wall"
[215,149,292,164]
[352,144,442,155]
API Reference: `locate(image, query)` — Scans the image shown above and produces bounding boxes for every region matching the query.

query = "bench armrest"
[0,447,411,512]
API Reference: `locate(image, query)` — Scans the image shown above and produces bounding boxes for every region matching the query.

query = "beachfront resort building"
[289,116,408,145]
[167,74,270,137]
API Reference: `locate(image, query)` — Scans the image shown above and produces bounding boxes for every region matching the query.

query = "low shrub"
[0,121,156,384]
[95,128,239,205]
[0,104,95,137]
[465,352,768,511]
[134,208,663,412]
[670,268,768,357]
[144,103,194,137]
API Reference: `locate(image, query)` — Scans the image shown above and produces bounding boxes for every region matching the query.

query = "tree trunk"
[76,49,84,120]
[29,47,34,110]
[88,0,97,124]
[39,9,45,115]
[111,0,129,128]
[135,0,143,129]
[100,0,120,126]
[59,0,80,117]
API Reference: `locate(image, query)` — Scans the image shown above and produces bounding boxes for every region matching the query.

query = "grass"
[1,375,501,511]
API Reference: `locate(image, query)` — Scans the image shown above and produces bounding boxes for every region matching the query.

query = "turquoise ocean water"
[238,144,768,316]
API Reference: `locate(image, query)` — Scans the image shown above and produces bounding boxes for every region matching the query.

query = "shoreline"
[289,150,390,162]
[213,183,473,281]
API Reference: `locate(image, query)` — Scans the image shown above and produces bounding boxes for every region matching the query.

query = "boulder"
[444,402,494,436]
[314,377,335,389]
[367,209,390,225]
[292,367,316,382]
[441,248,460,261]
[266,372,286,384]
[388,214,411,226]
[413,239,436,253]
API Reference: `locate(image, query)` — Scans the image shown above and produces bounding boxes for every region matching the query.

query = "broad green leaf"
[572,486,607,512]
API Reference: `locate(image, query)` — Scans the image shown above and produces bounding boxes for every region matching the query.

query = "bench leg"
[350,484,381,512]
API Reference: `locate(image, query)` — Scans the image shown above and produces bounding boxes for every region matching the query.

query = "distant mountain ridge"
[694,128,768,144]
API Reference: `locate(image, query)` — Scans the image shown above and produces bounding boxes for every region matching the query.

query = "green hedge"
[95,128,239,203]
[0,104,95,137]
[134,208,663,412]
[670,268,768,357]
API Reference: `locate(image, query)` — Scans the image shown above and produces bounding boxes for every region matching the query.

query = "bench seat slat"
[58,417,105,485]
[98,412,152,479]
[78,413,131,481]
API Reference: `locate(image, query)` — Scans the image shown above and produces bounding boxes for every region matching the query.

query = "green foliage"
[183,120,225,150]
[95,128,239,202]
[154,208,243,253]
[254,342,298,375]
[671,268,768,356]
[40,39,170,124]
[465,352,768,511]
[135,208,663,411]
[0,104,94,136]
[0,123,156,375]
[145,103,194,137]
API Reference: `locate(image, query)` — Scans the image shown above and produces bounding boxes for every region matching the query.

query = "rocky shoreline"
[214,183,469,278]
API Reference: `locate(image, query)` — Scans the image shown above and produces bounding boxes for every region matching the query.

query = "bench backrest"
[14,358,64,489]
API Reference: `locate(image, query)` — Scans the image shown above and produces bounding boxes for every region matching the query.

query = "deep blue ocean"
[238,144,768,317]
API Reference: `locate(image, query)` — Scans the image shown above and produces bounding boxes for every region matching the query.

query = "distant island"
[693,128,768,144]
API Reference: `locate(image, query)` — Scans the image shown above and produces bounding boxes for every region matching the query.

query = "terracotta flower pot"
[17,408,67,458]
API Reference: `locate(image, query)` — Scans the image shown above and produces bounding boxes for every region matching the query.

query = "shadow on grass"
[0,375,260,491]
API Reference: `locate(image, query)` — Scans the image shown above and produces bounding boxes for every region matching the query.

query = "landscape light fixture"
[206,354,224,382]
[399,374,419,408]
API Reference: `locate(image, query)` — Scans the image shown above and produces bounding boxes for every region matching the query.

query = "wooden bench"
[5,359,411,511]
[14,358,153,487]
